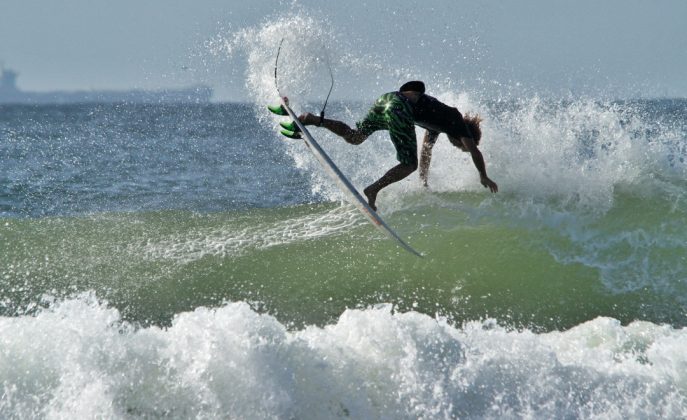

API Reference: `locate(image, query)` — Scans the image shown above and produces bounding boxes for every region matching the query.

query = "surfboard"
[273,97,423,257]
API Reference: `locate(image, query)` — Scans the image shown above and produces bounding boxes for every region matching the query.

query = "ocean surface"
[3,97,687,418]
[3,16,687,420]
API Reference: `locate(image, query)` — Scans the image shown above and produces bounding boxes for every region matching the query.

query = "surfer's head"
[449,114,483,151]
[399,80,425,94]
[463,114,482,145]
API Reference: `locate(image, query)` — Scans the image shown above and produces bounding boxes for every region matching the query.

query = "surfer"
[297,81,498,210]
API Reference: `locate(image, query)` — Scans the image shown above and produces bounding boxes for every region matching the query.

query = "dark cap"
[399,80,425,93]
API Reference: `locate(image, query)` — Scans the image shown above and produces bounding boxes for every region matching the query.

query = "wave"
[209,11,687,319]
[1,293,686,419]
[2,203,686,330]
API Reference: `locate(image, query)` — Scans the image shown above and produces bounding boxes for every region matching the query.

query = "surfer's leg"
[363,113,418,210]
[364,162,418,211]
[322,118,369,145]
[298,113,370,145]
[321,94,390,145]
[299,93,393,146]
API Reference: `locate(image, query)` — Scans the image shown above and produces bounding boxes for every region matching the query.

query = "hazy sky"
[1,0,686,101]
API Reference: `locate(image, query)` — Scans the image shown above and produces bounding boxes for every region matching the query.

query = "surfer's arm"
[419,130,440,187]
[461,137,498,193]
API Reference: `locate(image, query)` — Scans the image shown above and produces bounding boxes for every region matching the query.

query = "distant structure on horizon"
[0,66,212,104]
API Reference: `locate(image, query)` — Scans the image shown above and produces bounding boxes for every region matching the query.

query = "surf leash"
[272,38,334,126]
[273,38,285,97]
[319,47,334,126]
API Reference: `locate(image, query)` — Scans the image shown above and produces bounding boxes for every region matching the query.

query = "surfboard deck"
[274,97,423,257]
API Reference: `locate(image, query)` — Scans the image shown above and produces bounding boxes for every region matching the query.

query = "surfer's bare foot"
[298,113,321,126]
[363,186,378,211]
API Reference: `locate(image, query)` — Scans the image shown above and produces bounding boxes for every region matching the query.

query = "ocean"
[2,96,687,418]
[3,16,687,420]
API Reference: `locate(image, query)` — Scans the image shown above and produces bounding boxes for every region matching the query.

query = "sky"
[1,0,686,101]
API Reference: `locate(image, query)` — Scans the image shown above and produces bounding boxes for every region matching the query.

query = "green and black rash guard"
[408,94,473,144]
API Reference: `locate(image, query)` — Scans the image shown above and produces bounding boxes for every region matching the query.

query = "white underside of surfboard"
[280,98,423,257]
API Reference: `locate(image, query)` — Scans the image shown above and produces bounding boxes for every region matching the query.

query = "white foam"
[1,294,686,419]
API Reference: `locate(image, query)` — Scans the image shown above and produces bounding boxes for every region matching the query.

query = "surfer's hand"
[299,113,320,126]
[481,175,498,193]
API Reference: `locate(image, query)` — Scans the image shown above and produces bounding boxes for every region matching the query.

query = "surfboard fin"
[280,129,302,139]
[268,104,288,116]
[279,121,300,132]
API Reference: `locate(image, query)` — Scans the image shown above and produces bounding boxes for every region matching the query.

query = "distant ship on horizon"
[0,66,212,104]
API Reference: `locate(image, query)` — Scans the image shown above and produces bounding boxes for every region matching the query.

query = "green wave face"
[3,188,685,330]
